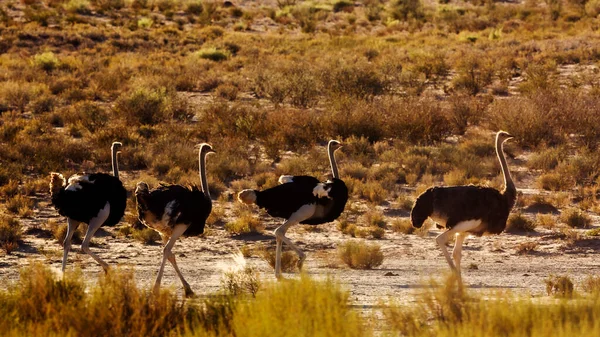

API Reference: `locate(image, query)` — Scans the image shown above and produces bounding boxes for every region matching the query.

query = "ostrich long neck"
[199,149,210,199]
[496,136,515,195]
[328,144,339,179]
[111,146,119,179]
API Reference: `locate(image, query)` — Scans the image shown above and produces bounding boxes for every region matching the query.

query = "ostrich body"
[135,143,214,297]
[238,140,348,278]
[410,131,517,281]
[50,142,127,272]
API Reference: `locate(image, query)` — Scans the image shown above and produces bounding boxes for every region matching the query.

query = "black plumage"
[411,185,516,236]
[238,140,348,278]
[410,131,517,282]
[50,142,126,272]
[51,173,126,227]
[136,184,211,237]
[134,143,214,297]
[251,175,348,225]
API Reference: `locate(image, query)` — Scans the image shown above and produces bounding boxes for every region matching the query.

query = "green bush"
[33,52,60,72]
[195,48,230,62]
[114,86,171,125]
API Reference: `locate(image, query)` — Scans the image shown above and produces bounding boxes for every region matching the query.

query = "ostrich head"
[197,143,216,156]
[496,131,514,143]
[111,141,123,153]
[135,181,149,195]
[329,140,342,151]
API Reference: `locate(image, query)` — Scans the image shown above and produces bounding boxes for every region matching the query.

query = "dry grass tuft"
[225,213,264,235]
[338,241,384,269]
[0,216,21,253]
[506,213,536,233]
[221,266,261,297]
[132,227,162,244]
[259,247,298,273]
[560,208,591,228]
[391,218,415,234]
[515,241,538,255]
[545,275,574,298]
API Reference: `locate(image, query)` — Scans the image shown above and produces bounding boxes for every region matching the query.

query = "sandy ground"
[2,188,599,307]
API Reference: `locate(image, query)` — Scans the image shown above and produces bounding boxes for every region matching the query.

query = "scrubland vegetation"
[2,264,600,336]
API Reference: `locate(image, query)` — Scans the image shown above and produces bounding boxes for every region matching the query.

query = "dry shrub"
[251,60,320,108]
[5,194,34,217]
[488,93,565,148]
[555,151,600,187]
[260,247,298,273]
[536,214,557,229]
[536,173,572,191]
[560,208,591,228]
[50,220,83,244]
[343,162,368,180]
[200,102,267,140]
[451,50,494,95]
[324,97,384,142]
[321,59,386,100]
[582,275,600,296]
[221,266,261,297]
[0,216,21,253]
[446,94,486,134]
[384,97,452,145]
[132,228,161,244]
[391,218,415,234]
[0,180,19,198]
[0,263,192,337]
[515,241,538,254]
[0,81,48,112]
[206,204,225,227]
[92,0,125,11]
[527,146,566,171]
[363,211,386,228]
[370,226,385,239]
[443,169,468,186]
[356,180,387,204]
[338,241,384,269]
[225,213,264,235]
[114,85,172,125]
[231,276,368,337]
[587,228,600,237]
[415,220,432,237]
[215,83,239,101]
[337,218,357,237]
[506,213,536,233]
[396,194,414,211]
[545,275,574,298]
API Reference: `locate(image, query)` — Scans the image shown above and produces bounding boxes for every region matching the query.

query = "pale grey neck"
[328,144,339,179]
[496,136,514,192]
[111,146,119,179]
[199,150,210,199]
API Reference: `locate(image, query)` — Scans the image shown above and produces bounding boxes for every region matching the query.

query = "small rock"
[384,272,398,276]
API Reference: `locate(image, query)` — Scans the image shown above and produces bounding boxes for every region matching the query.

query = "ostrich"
[410,131,516,282]
[50,142,127,272]
[238,140,348,279]
[135,143,215,297]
